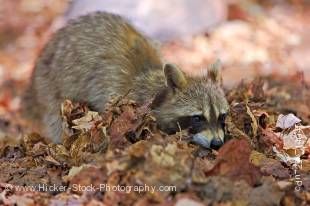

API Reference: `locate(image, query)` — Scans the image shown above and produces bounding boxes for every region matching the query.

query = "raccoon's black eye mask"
[176,115,207,134]
[177,113,227,134]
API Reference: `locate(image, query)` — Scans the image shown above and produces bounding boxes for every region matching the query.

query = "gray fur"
[23,12,229,145]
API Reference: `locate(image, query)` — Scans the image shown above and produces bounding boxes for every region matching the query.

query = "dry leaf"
[205,139,261,186]
[276,113,301,129]
[72,111,102,131]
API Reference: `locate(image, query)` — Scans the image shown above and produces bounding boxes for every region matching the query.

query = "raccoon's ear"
[164,63,187,90]
[208,59,222,83]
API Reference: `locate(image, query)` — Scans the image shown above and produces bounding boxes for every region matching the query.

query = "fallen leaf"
[68,166,107,195]
[276,113,301,129]
[72,111,102,131]
[205,139,261,186]
[63,164,93,182]
[175,197,204,206]
[259,128,283,150]
[248,177,284,206]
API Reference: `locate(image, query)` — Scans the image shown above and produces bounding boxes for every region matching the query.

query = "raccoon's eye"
[191,115,205,124]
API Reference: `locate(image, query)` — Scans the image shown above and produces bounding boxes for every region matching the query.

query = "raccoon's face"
[152,62,229,149]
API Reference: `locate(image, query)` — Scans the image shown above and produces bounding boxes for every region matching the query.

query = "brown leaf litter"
[0,74,309,205]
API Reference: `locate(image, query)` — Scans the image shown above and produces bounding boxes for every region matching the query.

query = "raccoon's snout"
[192,129,225,150]
[192,133,211,148]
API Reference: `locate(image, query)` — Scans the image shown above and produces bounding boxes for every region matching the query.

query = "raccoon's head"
[152,61,229,149]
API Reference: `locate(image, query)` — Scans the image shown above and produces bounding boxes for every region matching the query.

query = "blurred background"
[0,0,309,118]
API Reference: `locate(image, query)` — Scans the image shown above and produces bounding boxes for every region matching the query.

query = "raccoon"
[23,12,229,149]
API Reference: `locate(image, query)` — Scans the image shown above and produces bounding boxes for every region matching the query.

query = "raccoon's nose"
[210,138,223,150]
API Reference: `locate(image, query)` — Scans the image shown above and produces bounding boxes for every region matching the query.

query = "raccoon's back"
[29,12,162,112]
[22,12,162,141]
